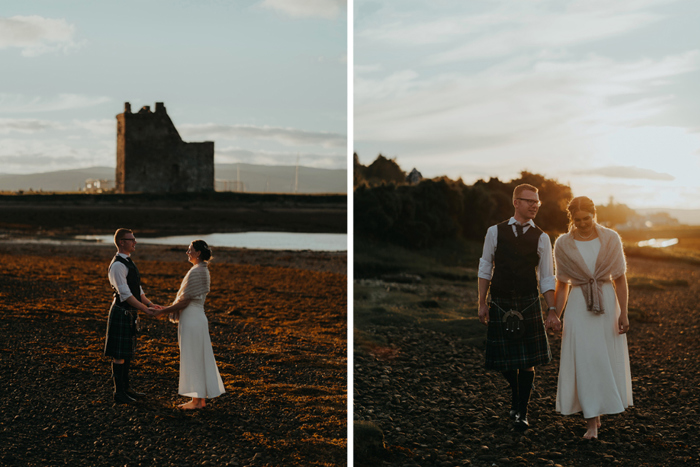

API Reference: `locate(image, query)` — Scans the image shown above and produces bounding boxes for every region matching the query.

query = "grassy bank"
[0,192,347,237]
[0,191,346,205]
[354,238,484,349]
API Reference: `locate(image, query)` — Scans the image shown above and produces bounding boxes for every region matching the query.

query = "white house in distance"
[84,179,114,193]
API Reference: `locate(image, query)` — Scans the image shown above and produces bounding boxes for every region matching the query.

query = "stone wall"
[116,102,214,193]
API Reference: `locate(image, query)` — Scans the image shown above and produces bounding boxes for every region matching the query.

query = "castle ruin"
[116,102,214,193]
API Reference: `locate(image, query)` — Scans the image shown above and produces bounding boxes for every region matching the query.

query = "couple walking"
[478,184,633,439]
[103,228,225,409]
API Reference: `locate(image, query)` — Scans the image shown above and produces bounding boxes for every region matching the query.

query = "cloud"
[0,15,81,56]
[354,0,700,208]
[0,154,85,169]
[356,51,700,145]
[358,0,673,60]
[359,10,507,47]
[70,119,114,136]
[216,146,346,169]
[0,138,113,174]
[431,9,662,64]
[179,123,346,148]
[0,117,112,136]
[0,93,112,113]
[0,118,61,134]
[574,165,675,180]
[258,0,346,20]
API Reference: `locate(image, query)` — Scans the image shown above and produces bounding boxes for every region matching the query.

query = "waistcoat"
[490,220,543,297]
[109,255,142,308]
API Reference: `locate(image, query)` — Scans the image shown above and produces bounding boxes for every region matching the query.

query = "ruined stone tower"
[116,102,214,193]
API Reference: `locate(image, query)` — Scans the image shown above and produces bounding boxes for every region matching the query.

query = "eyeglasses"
[516,198,541,207]
[121,237,136,242]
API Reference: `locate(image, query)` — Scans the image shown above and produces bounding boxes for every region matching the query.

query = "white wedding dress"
[556,238,633,418]
[178,294,226,398]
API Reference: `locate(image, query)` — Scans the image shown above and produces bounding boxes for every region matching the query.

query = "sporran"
[502,309,525,340]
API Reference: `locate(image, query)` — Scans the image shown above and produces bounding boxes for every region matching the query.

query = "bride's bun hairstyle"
[192,240,212,262]
[566,196,596,231]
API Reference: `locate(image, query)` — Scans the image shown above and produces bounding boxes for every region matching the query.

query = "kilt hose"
[104,303,138,359]
[484,292,552,371]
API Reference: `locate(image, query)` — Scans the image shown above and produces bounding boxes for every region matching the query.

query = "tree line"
[354,154,637,249]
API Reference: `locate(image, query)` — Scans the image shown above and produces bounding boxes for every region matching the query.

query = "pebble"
[354,269,700,467]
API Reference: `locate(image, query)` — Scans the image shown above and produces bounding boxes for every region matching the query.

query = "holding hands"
[147,306,165,317]
[545,308,562,332]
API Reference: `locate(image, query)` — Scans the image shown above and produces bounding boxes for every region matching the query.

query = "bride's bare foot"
[597,416,601,428]
[178,398,206,410]
[583,418,598,439]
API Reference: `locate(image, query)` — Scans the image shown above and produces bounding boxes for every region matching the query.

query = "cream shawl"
[169,263,210,323]
[554,225,626,314]
[175,263,210,302]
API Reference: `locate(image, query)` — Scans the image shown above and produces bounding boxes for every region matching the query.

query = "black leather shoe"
[513,414,529,431]
[125,388,145,400]
[114,391,136,404]
[509,409,518,420]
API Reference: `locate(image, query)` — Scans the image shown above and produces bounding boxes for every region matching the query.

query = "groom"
[477,184,561,430]
[103,228,162,404]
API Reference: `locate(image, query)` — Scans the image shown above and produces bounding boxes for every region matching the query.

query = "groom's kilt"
[484,292,551,371]
[104,302,138,359]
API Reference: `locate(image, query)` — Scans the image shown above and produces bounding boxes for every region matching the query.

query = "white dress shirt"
[478,217,556,293]
[108,253,145,302]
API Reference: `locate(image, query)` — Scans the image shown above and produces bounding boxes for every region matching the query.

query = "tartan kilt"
[104,302,138,359]
[484,292,552,371]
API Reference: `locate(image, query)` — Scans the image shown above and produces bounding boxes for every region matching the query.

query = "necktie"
[515,223,524,238]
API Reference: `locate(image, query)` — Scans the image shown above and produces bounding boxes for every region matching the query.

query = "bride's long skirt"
[556,281,633,418]
[178,302,225,398]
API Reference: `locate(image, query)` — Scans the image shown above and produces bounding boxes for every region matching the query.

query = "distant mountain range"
[0,163,347,194]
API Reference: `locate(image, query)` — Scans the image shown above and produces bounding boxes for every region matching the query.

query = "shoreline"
[0,192,347,236]
[0,241,347,275]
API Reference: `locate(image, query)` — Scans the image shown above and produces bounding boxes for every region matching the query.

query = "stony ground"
[354,257,699,466]
[0,242,347,466]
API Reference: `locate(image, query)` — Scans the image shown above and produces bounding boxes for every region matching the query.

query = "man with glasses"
[104,228,162,404]
[477,184,560,430]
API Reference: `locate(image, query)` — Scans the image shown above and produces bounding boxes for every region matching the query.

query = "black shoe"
[513,413,529,431]
[125,388,145,400]
[509,409,519,420]
[114,391,136,404]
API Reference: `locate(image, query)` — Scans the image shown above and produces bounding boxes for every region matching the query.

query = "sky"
[354,0,700,211]
[0,0,347,175]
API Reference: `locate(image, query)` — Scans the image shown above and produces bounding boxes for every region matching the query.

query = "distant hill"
[0,163,347,194]
[215,163,346,194]
[0,167,115,192]
[637,208,700,226]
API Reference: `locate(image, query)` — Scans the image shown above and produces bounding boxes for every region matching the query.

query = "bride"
[149,240,225,409]
[547,196,633,439]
